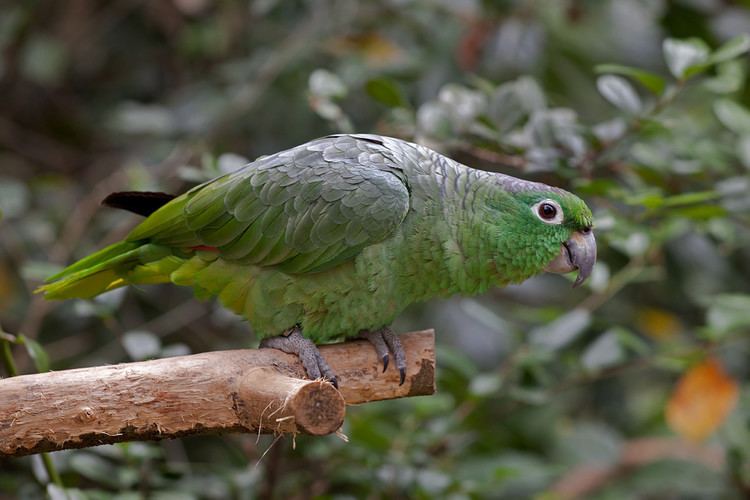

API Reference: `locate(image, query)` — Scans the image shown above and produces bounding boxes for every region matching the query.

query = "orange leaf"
[327,33,403,66]
[666,357,739,441]
[636,307,683,340]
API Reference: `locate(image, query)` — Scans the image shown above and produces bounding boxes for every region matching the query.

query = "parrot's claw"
[260,327,338,389]
[359,327,407,386]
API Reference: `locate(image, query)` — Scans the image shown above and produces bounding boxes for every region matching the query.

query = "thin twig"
[1,336,18,377]
[40,454,64,488]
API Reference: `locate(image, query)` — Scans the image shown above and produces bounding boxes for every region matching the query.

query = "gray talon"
[360,327,407,384]
[260,327,338,387]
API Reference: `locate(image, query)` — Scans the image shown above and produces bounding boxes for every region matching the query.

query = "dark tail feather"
[102,191,176,217]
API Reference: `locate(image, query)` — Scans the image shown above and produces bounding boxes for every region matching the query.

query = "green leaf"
[736,135,750,170]
[69,453,120,487]
[436,83,486,126]
[217,152,249,175]
[489,82,527,133]
[20,35,68,86]
[416,469,451,495]
[469,373,503,397]
[615,328,651,355]
[18,335,50,373]
[716,176,750,212]
[595,64,666,95]
[529,309,592,353]
[581,330,625,373]
[47,485,87,500]
[365,77,407,108]
[661,190,720,207]
[436,345,478,380]
[714,99,750,134]
[670,204,727,220]
[629,192,665,209]
[122,330,161,361]
[489,76,546,133]
[0,177,30,219]
[20,261,64,282]
[709,34,750,64]
[555,422,622,466]
[704,60,745,94]
[572,178,620,196]
[513,76,546,111]
[416,101,453,139]
[308,69,346,99]
[706,294,750,338]
[663,38,710,79]
[596,75,642,114]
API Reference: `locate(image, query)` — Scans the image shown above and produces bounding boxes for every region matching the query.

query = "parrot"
[38,134,596,387]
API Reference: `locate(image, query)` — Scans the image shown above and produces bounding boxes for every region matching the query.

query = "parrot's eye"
[539,203,556,219]
[532,199,564,225]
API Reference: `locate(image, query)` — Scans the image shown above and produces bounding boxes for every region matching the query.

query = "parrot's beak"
[544,229,596,287]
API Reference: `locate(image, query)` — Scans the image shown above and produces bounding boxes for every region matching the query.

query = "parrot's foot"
[359,327,406,385]
[260,327,338,388]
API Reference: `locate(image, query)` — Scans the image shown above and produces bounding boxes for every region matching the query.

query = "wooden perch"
[0,330,435,457]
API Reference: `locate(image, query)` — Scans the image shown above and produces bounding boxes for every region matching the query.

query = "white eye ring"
[532,199,564,225]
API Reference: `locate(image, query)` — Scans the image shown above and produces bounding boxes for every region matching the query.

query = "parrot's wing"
[129,135,411,273]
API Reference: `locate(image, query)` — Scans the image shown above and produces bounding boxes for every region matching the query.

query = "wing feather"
[129,135,412,273]
[129,135,418,273]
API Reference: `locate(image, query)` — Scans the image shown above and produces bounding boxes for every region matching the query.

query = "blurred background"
[2,0,750,498]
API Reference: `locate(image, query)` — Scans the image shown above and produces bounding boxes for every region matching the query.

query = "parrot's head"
[507,187,596,287]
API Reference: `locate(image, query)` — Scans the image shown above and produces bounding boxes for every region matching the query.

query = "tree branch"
[0,330,435,457]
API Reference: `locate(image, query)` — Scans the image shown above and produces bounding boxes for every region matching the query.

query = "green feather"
[40,134,594,345]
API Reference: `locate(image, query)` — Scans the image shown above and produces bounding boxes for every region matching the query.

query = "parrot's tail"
[36,241,178,300]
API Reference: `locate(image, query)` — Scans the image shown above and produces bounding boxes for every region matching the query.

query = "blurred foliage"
[2,0,750,498]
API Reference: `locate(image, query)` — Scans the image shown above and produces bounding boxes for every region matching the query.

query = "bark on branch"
[0,330,435,457]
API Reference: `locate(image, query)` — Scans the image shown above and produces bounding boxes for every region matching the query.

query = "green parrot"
[38,134,596,387]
